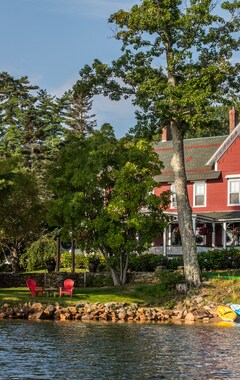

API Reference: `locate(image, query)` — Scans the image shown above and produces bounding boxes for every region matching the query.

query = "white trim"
[206,123,240,165]
[225,174,240,179]
[193,181,206,207]
[227,178,240,206]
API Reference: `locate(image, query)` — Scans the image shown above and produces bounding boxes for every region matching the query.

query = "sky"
[1,0,137,137]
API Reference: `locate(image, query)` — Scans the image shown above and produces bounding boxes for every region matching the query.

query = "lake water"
[1,319,240,379]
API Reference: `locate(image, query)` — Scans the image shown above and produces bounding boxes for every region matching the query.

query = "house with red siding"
[152,109,240,256]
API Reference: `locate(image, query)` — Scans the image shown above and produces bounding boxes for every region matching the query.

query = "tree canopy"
[75,0,240,285]
[47,125,169,285]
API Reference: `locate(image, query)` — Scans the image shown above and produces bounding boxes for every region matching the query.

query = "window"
[228,179,240,205]
[170,184,177,208]
[194,182,206,207]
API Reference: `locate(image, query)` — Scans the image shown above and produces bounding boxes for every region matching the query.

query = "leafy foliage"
[47,125,169,285]
[0,169,46,272]
[20,234,56,271]
[77,0,240,286]
[198,248,240,271]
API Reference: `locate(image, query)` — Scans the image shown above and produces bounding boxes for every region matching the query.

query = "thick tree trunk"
[170,122,201,286]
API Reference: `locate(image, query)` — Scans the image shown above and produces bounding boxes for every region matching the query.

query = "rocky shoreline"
[0,296,221,323]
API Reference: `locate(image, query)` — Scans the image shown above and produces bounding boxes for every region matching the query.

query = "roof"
[165,210,240,222]
[196,211,240,222]
[206,123,240,165]
[154,135,227,182]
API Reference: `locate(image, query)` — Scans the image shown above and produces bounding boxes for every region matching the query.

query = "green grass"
[0,284,160,307]
[203,269,240,279]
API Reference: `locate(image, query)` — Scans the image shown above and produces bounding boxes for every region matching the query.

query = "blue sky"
[1,0,137,137]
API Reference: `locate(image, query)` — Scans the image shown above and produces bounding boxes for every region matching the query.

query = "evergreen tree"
[62,80,96,137]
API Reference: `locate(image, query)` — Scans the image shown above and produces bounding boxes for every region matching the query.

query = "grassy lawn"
[2,270,240,308]
[0,284,162,307]
[203,269,240,279]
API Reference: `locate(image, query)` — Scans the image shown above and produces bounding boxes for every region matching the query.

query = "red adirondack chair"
[26,278,44,297]
[59,279,74,298]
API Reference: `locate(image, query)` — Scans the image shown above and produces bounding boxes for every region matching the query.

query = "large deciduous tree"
[47,125,169,285]
[78,0,240,286]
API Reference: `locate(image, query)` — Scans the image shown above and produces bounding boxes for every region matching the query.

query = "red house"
[152,109,240,256]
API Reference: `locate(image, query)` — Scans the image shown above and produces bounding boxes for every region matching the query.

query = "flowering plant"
[232,227,240,236]
[198,226,210,236]
[174,226,180,235]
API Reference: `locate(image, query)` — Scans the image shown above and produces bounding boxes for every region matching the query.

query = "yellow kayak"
[217,305,237,322]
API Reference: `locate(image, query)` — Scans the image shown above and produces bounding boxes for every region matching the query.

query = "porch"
[151,211,240,258]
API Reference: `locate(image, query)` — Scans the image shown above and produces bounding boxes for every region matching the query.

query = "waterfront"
[1,320,240,379]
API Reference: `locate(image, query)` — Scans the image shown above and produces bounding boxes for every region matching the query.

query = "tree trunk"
[109,254,129,286]
[110,267,122,286]
[11,248,19,273]
[170,122,201,286]
[165,39,201,287]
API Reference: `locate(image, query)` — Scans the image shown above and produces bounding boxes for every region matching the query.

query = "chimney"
[161,126,171,141]
[229,108,238,133]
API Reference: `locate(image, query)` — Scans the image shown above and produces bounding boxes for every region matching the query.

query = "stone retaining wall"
[0,271,158,288]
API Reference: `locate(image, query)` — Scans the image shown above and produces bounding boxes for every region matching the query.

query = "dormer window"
[194,182,206,207]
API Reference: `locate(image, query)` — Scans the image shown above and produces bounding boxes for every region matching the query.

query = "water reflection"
[0,320,240,379]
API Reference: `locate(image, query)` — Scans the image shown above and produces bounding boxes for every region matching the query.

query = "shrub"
[129,254,168,272]
[60,251,72,268]
[60,252,89,269]
[198,248,240,271]
[135,270,185,301]
[157,270,185,291]
[60,252,107,271]
[167,256,184,270]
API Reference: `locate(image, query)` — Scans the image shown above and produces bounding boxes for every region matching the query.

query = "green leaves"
[48,128,169,281]
[104,0,240,138]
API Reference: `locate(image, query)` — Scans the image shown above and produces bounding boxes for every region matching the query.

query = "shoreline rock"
[0,300,220,324]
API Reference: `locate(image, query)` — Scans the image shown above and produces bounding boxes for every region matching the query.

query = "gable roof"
[206,123,240,165]
[154,135,226,182]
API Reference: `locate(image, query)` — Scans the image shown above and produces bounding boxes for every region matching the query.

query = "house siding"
[155,135,240,213]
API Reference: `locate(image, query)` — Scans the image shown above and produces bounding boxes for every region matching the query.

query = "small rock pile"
[0,296,219,323]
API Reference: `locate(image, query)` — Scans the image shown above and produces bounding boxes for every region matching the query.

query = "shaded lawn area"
[0,285,156,307]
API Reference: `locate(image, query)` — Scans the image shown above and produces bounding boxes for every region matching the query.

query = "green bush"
[135,270,185,301]
[60,252,107,271]
[129,254,168,272]
[157,270,185,291]
[167,256,183,270]
[60,252,89,269]
[198,248,240,271]
[60,251,72,268]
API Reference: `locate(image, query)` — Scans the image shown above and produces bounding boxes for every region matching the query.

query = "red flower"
[174,226,180,235]
[233,227,240,235]
[198,226,210,236]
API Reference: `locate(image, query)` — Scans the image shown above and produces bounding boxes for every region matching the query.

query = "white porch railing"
[146,245,239,257]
